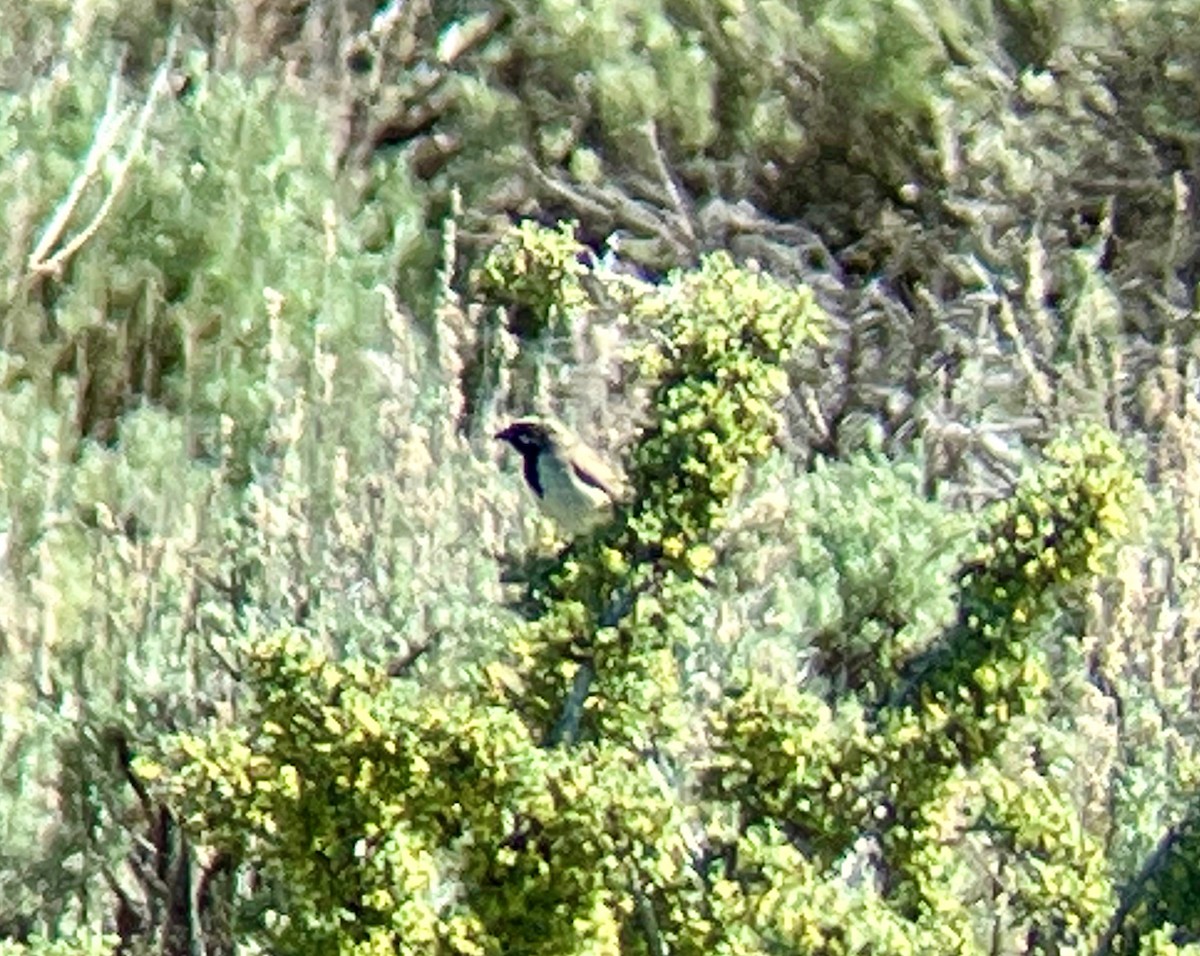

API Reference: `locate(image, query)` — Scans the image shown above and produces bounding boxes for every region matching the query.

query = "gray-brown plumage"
[495,417,627,533]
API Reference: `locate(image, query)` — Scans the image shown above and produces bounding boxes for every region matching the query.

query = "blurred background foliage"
[3,0,1200,952]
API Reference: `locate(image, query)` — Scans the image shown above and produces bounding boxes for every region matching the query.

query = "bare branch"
[26,65,128,271]
[638,120,695,248]
[26,32,179,281]
[1094,818,1191,956]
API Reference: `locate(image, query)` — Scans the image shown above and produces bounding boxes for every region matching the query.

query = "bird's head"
[495,418,562,458]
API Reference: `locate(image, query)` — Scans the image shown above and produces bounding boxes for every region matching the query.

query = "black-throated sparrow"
[495,417,627,534]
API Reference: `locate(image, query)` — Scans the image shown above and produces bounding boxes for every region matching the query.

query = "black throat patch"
[521,452,544,498]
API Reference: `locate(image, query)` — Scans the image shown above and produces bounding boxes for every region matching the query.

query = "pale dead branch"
[25,32,178,282]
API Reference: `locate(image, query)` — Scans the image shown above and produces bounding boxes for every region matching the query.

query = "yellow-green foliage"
[137,224,1143,955]
[140,224,831,954]
[885,425,1138,720]
[961,426,1137,637]
[627,252,825,566]
[0,936,116,956]
[0,38,455,940]
[1134,926,1200,956]
[692,425,1139,949]
[693,823,969,955]
[476,220,590,337]
[875,425,1140,919]
[477,228,826,744]
[1118,812,1200,951]
[6,0,1200,950]
[140,634,691,956]
[704,685,868,866]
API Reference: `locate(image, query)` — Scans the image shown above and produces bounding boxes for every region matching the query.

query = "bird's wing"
[568,442,627,502]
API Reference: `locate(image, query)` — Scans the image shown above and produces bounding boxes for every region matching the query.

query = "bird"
[495,417,627,534]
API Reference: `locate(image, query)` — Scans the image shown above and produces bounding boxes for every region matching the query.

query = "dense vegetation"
[3,1,1200,953]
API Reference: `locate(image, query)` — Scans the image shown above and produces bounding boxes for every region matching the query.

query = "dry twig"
[25,32,178,282]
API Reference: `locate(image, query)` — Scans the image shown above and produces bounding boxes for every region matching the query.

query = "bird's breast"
[535,454,613,532]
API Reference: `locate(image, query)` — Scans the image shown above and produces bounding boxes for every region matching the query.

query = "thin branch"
[527,165,695,263]
[437,8,509,66]
[385,634,439,677]
[639,120,695,249]
[631,875,665,956]
[26,65,127,270]
[544,661,594,747]
[544,583,639,747]
[26,32,179,281]
[994,297,1055,408]
[1093,819,1189,956]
